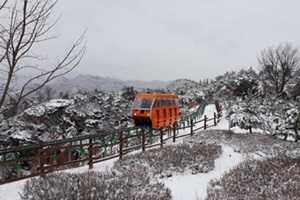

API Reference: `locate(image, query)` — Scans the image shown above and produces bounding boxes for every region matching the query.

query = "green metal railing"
[0,101,216,184]
[177,101,209,127]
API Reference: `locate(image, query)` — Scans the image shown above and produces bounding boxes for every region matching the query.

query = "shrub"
[196,130,300,158]
[114,141,222,179]
[21,170,171,200]
[206,157,300,200]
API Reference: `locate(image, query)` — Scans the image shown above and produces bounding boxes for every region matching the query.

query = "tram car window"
[131,93,180,129]
[132,98,153,109]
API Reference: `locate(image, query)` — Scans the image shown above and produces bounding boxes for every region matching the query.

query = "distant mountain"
[49,74,171,93]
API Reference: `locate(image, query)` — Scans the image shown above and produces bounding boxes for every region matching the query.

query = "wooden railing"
[0,103,221,184]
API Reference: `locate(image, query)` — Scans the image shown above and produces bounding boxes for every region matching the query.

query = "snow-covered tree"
[228,96,262,133]
[213,68,259,102]
[258,43,300,98]
[121,86,137,101]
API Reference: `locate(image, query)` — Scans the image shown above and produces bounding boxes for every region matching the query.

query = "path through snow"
[163,145,243,200]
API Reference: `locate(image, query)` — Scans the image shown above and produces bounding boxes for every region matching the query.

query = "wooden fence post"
[190,119,193,136]
[214,112,217,126]
[160,129,163,149]
[119,132,123,160]
[204,115,207,130]
[0,163,4,182]
[88,135,93,170]
[52,146,57,172]
[142,128,145,152]
[173,123,176,143]
[38,141,45,177]
[1,148,6,182]
[68,142,72,162]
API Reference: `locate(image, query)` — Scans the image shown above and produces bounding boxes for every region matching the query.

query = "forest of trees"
[213,43,300,140]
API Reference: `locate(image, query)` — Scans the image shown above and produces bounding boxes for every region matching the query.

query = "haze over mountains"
[48,74,171,92]
[0,69,172,94]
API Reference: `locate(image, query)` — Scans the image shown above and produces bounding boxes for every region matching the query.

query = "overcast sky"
[47,0,300,81]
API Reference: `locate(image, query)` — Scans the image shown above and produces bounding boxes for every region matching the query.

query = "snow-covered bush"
[206,157,300,200]
[257,100,300,141]
[114,140,222,179]
[196,130,300,158]
[228,98,262,133]
[21,171,171,200]
[19,131,221,199]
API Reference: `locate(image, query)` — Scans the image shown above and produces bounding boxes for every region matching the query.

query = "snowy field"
[0,105,250,200]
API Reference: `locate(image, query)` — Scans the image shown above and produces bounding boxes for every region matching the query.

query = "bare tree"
[258,43,300,97]
[0,0,86,113]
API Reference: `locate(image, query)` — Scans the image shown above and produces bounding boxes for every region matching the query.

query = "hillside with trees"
[1,1,298,148]
[0,43,300,147]
[214,43,300,141]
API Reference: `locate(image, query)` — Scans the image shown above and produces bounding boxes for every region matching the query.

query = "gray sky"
[47,0,300,81]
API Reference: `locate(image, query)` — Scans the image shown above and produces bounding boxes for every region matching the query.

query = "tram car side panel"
[131,93,179,129]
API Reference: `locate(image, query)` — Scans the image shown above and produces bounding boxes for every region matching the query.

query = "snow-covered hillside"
[0,104,234,200]
[0,92,133,144]
[0,78,211,146]
[1,105,300,200]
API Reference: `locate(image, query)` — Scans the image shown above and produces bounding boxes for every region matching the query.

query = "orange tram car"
[131,93,180,129]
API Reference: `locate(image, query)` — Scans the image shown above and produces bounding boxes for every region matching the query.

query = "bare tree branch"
[0,0,87,112]
[0,0,8,10]
[17,32,87,105]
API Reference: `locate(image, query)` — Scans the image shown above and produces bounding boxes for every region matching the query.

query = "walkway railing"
[0,102,221,184]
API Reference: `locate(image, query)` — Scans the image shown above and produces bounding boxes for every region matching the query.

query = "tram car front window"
[132,98,154,110]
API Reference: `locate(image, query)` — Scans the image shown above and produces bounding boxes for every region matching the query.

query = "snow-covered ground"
[163,145,243,200]
[0,104,246,200]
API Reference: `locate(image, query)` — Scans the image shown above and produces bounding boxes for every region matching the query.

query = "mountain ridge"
[49,74,172,92]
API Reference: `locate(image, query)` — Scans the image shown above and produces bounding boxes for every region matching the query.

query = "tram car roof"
[135,93,179,98]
